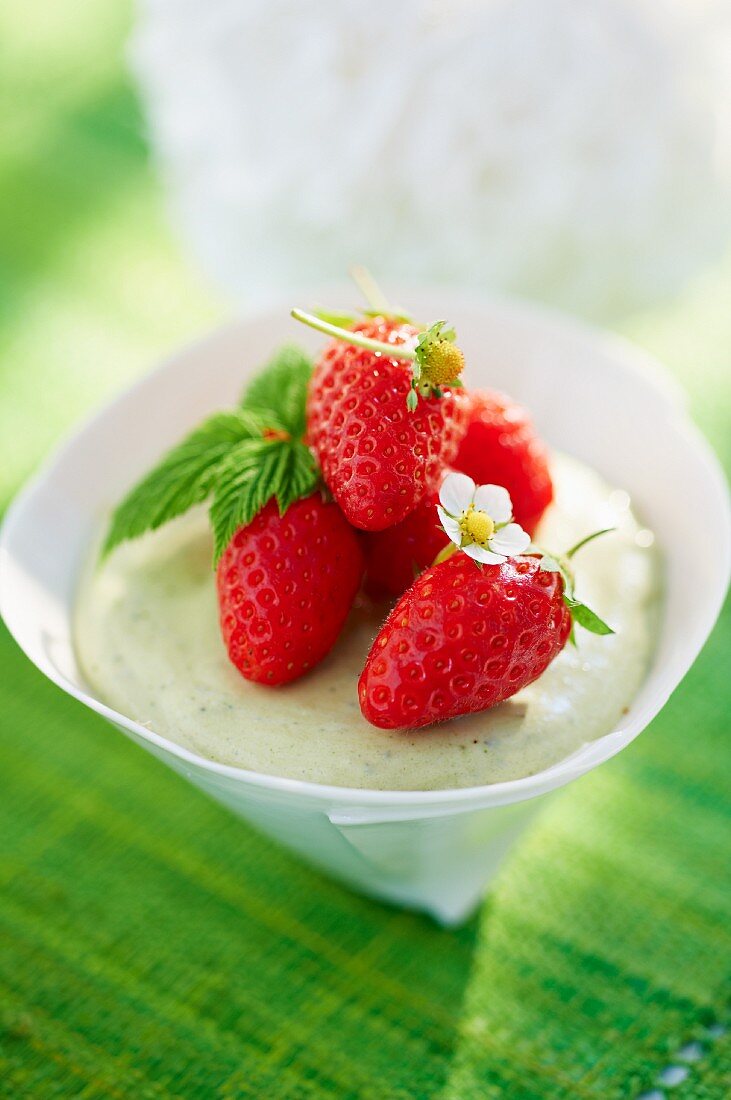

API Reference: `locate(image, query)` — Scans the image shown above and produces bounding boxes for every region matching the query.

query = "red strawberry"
[306,317,468,531]
[217,494,364,685]
[363,476,450,601]
[359,553,572,730]
[453,390,553,535]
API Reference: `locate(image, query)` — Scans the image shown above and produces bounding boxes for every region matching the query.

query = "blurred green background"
[1,3,729,1097]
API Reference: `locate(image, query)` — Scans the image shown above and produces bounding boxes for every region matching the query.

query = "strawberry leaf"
[240,344,313,437]
[102,410,266,558]
[210,438,318,564]
[564,596,614,636]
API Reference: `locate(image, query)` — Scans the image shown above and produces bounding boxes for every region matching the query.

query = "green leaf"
[564,596,615,636]
[102,410,265,558]
[275,441,320,515]
[210,438,318,563]
[539,555,562,573]
[240,344,313,437]
[103,344,321,564]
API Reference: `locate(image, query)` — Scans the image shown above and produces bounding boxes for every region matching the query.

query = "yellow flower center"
[459,507,494,547]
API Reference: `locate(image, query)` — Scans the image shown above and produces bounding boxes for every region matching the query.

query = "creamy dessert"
[75,279,662,790]
[75,453,659,791]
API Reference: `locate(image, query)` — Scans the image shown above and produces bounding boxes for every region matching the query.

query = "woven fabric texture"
[1,3,729,1097]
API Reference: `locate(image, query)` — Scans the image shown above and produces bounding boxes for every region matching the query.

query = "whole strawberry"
[103,345,364,686]
[298,312,468,531]
[359,472,613,729]
[359,554,572,729]
[218,495,363,684]
[454,389,553,535]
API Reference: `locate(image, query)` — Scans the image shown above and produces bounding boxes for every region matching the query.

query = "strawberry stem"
[290,309,416,361]
[349,265,391,314]
[312,307,358,328]
[565,527,616,560]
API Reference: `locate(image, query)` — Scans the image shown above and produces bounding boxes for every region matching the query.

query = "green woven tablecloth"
[1,4,729,1097]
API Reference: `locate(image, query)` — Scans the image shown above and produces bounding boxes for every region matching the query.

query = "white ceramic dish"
[1,289,729,924]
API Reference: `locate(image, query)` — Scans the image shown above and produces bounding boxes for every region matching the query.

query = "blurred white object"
[131,0,731,318]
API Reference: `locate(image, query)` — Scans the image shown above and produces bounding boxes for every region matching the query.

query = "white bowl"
[1,290,729,924]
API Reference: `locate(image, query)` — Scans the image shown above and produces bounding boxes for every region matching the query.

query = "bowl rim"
[1,289,729,811]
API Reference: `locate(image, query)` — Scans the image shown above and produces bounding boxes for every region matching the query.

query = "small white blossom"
[437,472,531,565]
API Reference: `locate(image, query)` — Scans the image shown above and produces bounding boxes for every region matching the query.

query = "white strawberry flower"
[437,472,531,565]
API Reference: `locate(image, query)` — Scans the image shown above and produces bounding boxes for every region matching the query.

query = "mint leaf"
[564,596,615,636]
[241,345,313,438]
[274,441,320,515]
[210,438,318,563]
[102,410,265,558]
[104,345,319,565]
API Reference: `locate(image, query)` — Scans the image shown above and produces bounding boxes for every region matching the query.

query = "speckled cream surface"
[74,454,660,790]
